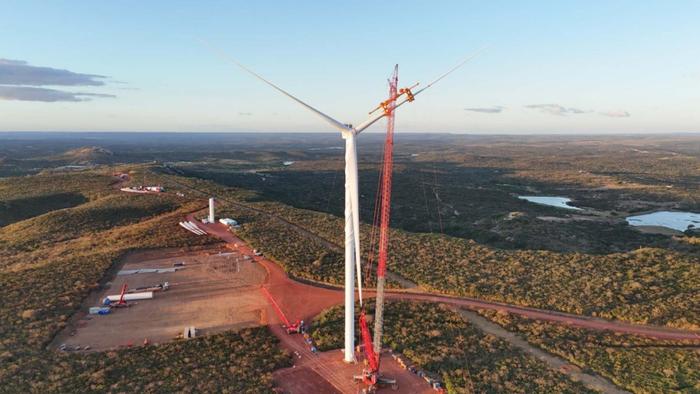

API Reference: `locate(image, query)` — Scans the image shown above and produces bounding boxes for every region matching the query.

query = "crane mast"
[357,65,413,391]
[372,65,398,357]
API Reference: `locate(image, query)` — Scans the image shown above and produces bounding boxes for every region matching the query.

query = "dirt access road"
[195,215,700,342]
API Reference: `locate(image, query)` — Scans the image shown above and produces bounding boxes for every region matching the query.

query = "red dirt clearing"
[190,215,343,325]
[267,324,432,394]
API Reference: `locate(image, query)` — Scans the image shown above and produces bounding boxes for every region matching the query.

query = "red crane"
[356,65,414,392]
[261,287,303,334]
[111,283,129,308]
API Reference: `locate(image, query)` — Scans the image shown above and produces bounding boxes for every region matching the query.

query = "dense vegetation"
[0,171,115,202]
[0,172,115,226]
[218,196,700,329]
[383,233,700,329]
[311,300,594,393]
[4,133,698,254]
[152,167,700,329]
[478,310,700,394]
[0,193,178,253]
[227,205,346,285]
[182,162,678,253]
[1,327,289,393]
[0,192,87,227]
[175,134,699,254]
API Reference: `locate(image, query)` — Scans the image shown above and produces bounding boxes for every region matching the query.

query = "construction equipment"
[261,287,304,335]
[285,320,305,335]
[105,291,153,302]
[102,283,155,308]
[109,283,129,308]
[127,282,169,293]
[353,66,402,393]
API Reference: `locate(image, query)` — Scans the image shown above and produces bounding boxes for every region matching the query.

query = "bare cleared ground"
[273,352,433,394]
[271,322,433,394]
[52,247,268,351]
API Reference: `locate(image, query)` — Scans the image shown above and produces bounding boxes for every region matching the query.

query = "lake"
[626,211,700,232]
[518,196,582,210]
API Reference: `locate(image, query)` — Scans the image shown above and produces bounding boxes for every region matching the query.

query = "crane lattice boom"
[358,66,402,388]
[372,65,398,359]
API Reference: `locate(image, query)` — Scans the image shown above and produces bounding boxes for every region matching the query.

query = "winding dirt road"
[382,292,700,341]
[191,215,700,342]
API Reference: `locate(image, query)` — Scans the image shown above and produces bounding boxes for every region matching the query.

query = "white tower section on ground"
[209,198,215,223]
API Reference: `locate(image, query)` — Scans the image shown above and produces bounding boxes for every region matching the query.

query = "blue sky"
[1,1,698,133]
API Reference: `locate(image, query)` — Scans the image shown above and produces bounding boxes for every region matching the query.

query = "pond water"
[626,211,700,232]
[518,196,582,210]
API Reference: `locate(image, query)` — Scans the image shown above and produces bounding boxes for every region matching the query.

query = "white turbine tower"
[210,47,481,362]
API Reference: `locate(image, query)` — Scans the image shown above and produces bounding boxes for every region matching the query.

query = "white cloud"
[525,104,589,116]
[0,58,116,102]
[465,105,505,113]
[0,58,107,86]
[0,86,115,102]
[599,110,631,118]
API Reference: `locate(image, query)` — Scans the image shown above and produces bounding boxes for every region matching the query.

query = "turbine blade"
[414,46,488,96]
[351,169,363,305]
[200,40,351,133]
[354,46,487,134]
[352,110,386,134]
[346,137,363,304]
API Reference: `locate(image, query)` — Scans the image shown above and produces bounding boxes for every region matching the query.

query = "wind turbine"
[209,45,480,362]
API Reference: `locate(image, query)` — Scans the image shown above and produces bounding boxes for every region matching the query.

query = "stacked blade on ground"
[179,221,207,235]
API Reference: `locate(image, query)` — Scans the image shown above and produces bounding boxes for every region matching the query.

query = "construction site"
[44,56,700,394]
[7,4,700,393]
[55,63,470,392]
[52,245,268,352]
[50,183,453,392]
